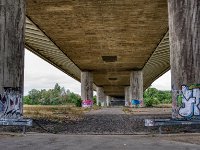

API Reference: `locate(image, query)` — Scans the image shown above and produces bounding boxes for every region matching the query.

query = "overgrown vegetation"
[144,87,172,107]
[24,83,82,106]
[24,105,84,122]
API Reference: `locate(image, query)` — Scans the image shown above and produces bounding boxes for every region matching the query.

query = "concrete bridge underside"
[25,0,170,97]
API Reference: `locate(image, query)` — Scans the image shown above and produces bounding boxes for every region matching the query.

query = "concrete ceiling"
[25,0,170,97]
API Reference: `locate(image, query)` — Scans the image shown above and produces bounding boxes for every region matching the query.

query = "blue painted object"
[131,99,140,105]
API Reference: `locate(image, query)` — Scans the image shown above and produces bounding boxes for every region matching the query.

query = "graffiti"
[131,99,141,108]
[0,88,22,119]
[178,84,200,119]
[125,101,129,106]
[82,99,93,108]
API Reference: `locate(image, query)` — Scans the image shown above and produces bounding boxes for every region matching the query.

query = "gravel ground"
[1,107,200,134]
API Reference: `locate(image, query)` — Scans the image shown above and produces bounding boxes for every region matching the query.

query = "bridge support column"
[81,71,93,101]
[97,87,106,106]
[106,96,111,107]
[124,86,130,106]
[130,71,143,107]
[168,0,200,118]
[0,0,25,119]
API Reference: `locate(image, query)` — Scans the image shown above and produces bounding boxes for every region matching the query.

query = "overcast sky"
[24,50,171,95]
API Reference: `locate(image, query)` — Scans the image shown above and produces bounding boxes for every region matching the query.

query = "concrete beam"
[81,71,93,101]
[168,0,200,118]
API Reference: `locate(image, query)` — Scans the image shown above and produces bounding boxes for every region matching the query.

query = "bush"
[144,98,154,107]
[93,96,97,105]
[144,98,160,107]
[74,98,82,107]
[143,87,172,107]
[177,94,183,107]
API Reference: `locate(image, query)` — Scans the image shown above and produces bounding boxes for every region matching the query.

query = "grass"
[152,104,171,108]
[23,105,85,122]
[23,104,102,122]
[122,104,172,114]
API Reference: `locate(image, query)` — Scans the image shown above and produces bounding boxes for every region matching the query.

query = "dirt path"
[86,107,125,115]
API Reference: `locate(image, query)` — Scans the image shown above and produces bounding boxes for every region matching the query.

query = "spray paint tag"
[177,84,200,119]
[0,88,23,119]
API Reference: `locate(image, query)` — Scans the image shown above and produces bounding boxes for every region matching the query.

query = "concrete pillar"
[130,71,143,107]
[81,71,93,101]
[96,87,106,106]
[0,0,25,119]
[124,86,130,106]
[168,0,200,118]
[106,96,111,107]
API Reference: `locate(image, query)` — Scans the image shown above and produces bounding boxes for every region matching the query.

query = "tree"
[23,83,82,106]
[23,95,32,105]
[143,87,172,107]
[28,89,41,104]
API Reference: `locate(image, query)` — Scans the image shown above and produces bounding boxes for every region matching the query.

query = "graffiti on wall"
[0,88,22,119]
[82,100,93,108]
[178,84,200,119]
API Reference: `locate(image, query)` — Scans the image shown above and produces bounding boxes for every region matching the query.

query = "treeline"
[24,83,82,106]
[24,83,172,107]
[144,87,171,107]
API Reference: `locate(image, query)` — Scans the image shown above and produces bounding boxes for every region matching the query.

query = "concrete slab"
[0,133,200,150]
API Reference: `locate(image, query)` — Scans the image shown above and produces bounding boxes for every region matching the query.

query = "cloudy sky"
[24,50,171,95]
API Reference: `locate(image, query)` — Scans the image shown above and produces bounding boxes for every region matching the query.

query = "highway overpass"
[24,0,169,101]
[0,0,199,117]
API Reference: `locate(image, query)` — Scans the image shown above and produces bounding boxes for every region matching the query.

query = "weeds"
[23,105,84,122]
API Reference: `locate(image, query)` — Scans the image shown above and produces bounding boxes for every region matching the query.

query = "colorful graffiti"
[178,84,200,119]
[82,100,93,108]
[0,88,22,119]
[131,99,141,108]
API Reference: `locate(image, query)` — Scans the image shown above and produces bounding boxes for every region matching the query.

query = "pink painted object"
[82,100,93,108]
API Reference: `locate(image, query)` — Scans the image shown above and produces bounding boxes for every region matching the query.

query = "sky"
[24,50,171,95]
